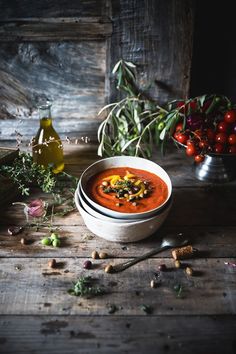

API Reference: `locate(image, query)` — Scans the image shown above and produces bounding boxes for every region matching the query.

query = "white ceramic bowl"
[79,156,172,219]
[74,190,172,243]
[77,186,138,223]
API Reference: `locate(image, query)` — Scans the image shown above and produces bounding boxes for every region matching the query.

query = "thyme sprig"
[68,276,105,297]
[0,152,78,197]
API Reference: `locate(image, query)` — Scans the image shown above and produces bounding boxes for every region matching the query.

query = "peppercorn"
[91,250,99,259]
[105,264,113,273]
[83,260,92,269]
[158,264,167,271]
[185,266,193,276]
[174,260,181,268]
[41,237,51,246]
[48,259,57,268]
[99,252,108,259]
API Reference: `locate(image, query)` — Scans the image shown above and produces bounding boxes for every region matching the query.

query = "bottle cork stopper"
[171,245,194,260]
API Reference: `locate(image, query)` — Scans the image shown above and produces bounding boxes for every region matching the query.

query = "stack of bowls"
[74,156,172,243]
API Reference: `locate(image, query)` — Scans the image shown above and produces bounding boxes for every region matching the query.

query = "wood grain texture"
[0,315,236,354]
[0,0,109,19]
[0,224,236,258]
[0,41,106,130]
[0,18,112,42]
[0,257,235,315]
[109,0,194,103]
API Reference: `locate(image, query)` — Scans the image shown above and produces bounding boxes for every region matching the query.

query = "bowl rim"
[79,156,172,219]
[77,185,138,223]
[75,189,173,226]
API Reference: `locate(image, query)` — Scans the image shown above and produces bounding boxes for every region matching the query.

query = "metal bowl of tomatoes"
[173,109,236,183]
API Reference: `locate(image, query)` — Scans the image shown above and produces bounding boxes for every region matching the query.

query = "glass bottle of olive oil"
[32,101,64,173]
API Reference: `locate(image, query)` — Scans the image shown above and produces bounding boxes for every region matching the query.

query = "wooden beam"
[0,18,112,41]
[0,315,235,354]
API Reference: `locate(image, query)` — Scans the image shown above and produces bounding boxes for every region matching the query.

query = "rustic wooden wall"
[0,0,194,142]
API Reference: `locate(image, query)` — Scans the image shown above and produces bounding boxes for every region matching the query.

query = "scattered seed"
[158,264,167,271]
[48,259,57,268]
[20,238,26,245]
[99,252,108,259]
[83,260,92,269]
[132,202,137,206]
[150,280,157,288]
[107,304,118,314]
[185,266,193,276]
[91,250,99,259]
[174,260,181,268]
[115,202,121,207]
[105,264,113,273]
[144,190,148,195]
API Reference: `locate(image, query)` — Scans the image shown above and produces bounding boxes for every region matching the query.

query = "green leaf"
[121,136,139,152]
[112,60,122,74]
[124,61,136,68]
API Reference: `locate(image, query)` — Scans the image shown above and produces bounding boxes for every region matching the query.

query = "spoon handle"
[111,245,170,273]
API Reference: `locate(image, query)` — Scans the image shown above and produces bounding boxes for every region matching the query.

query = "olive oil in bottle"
[32,101,64,173]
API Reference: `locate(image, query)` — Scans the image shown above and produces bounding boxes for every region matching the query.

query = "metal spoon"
[110,235,189,273]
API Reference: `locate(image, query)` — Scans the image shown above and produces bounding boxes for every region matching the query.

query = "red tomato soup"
[86,167,168,213]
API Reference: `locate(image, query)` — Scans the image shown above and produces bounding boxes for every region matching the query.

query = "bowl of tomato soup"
[75,189,172,242]
[79,156,172,219]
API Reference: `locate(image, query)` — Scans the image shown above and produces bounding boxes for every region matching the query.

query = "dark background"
[190,1,236,101]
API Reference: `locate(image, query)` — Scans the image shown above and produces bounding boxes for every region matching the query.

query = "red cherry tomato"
[228,134,236,145]
[176,133,188,145]
[215,132,227,144]
[206,128,216,143]
[199,139,209,149]
[213,143,225,154]
[175,122,184,132]
[224,110,236,124]
[194,154,205,163]
[176,102,185,113]
[228,145,236,154]
[186,145,197,156]
[217,121,230,133]
[186,139,196,148]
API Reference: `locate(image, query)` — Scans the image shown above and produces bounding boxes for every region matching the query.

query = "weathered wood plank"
[0,225,236,258]
[0,41,106,123]
[0,0,109,19]
[0,119,100,141]
[0,18,112,41]
[109,0,194,103]
[0,315,236,354]
[0,258,235,315]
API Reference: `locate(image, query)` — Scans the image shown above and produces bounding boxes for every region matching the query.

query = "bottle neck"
[38,105,52,128]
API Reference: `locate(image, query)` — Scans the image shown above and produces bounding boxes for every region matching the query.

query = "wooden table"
[0,144,236,354]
